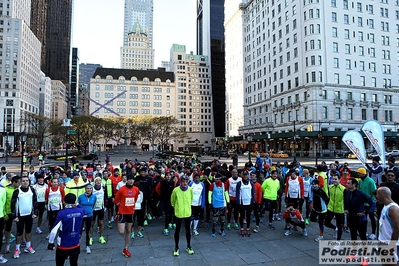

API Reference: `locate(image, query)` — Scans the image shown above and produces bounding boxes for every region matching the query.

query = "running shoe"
[192,229,199,236]
[186,247,194,255]
[268,223,275,230]
[122,249,131,258]
[107,222,112,229]
[368,234,377,240]
[173,248,179,257]
[4,245,10,254]
[0,255,7,264]
[85,246,91,254]
[305,218,309,225]
[211,233,216,237]
[147,213,152,221]
[168,223,173,229]
[137,232,144,238]
[284,229,292,236]
[172,223,176,229]
[99,236,106,244]
[303,229,308,237]
[246,229,250,237]
[110,216,115,222]
[276,216,281,221]
[13,250,20,259]
[36,227,43,234]
[130,232,135,239]
[144,220,148,226]
[163,229,169,236]
[89,238,93,246]
[315,236,324,242]
[234,223,239,230]
[227,223,231,230]
[240,229,245,237]
[220,230,226,236]
[253,225,260,233]
[24,246,35,254]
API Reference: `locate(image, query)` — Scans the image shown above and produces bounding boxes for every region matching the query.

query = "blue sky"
[72,0,196,68]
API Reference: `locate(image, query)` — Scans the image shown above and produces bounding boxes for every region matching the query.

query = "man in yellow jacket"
[65,171,87,202]
[170,175,193,257]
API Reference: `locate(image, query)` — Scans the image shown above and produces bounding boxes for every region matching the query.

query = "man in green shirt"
[358,167,377,240]
[261,170,280,229]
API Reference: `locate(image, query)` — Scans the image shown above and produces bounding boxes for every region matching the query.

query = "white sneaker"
[0,255,7,264]
[368,233,376,240]
[315,236,324,242]
[333,228,338,239]
[86,246,91,254]
[284,229,292,236]
[110,216,115,222]
[36,227,42,234]
[193,229,199,236]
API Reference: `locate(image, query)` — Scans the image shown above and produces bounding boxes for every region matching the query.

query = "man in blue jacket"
[48,193,86,266]
[344,178,373,240]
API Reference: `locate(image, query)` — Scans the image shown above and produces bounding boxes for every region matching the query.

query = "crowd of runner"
[0,152,397,262]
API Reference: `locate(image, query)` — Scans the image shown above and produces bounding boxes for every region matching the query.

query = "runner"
[309,179,329,242]
[208,173,230,237]
[113,174,139,258]
[45,178,65,239]
[225,169,241,230]
[3,176,19,254]
[131,180,144,239]
[91,177,106,244]
[188,173,205,236]
[282,202,307,237]
[236,171,254,236]
[155,171,175,236]
[171,176,194,256]
[32,174,48,234]
[47,193,86,266]
[261,170,280,230]
[77,183,97,254]
[251,171,263,233]
[0,182,7,263]
[11,176,38,258]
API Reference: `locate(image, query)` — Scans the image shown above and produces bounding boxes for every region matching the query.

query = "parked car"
[0,152,4,158]
[389,150,399,157]
[10,151,21,157]
[273,151,289,158]
[219,151,229,158]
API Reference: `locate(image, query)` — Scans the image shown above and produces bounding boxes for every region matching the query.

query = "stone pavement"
[5,211,338,266]
[0,153,364,265]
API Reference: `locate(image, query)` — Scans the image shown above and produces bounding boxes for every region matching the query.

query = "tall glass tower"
[124,0,153,48]
[197,0,225,138]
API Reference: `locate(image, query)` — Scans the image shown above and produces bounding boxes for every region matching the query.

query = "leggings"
[239,204,252,229]
[174,217,191,250]
[81,217,93,247]
[48,210,60,230]
[324,211,344,240]
[227,200,239,224]
[56,246,80,266]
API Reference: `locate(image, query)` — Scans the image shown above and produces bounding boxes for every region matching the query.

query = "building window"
[334,73,339,84]
[348,108,353,120]
[323,107,328,119]
[335,107,341,119]
[362,109,367,120]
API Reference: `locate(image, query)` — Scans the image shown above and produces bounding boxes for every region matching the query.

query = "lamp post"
[293,121,297,163]
[65,132,69,171]
[247,134,253,163]
[195,138,200,154]
[20,132,27,176]
[5,131,9,163]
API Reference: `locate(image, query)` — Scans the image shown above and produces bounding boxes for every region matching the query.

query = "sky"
[72,0,197,68]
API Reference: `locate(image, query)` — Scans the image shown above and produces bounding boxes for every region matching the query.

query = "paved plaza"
[0,153,366,265]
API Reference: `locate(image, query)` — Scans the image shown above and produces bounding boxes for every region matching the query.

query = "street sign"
[67,130,77,135]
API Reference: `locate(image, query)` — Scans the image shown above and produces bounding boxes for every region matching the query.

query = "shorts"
[118,214,134,223]
[106,198,114,209]
[212,207,226,217]
[93,210,104,221]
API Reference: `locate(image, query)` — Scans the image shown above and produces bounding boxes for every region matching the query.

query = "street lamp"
[20,132,27,176]
[247,134,253,163]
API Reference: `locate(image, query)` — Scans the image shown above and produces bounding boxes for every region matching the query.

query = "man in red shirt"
[114,174,139,258]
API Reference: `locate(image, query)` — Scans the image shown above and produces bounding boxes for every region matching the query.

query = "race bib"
[125,197,135,207]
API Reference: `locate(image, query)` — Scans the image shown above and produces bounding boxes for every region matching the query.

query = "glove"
[47,243,55,250]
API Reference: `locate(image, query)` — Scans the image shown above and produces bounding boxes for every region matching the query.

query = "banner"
[362,120,386,168]
[342,130,367,166]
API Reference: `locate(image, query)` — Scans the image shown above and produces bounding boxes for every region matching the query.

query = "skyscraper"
[197,0,225,138]
[30,0,73,88]
[123,0,153,48]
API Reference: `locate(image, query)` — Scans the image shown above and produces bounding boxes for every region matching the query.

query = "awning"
[231,140,248,144]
